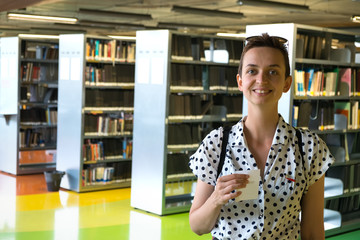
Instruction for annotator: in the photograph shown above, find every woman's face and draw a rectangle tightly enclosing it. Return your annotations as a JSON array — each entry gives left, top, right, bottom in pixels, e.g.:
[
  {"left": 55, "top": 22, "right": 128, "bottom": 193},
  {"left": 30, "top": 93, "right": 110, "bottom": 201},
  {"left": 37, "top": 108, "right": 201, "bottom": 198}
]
[{"left": 237, "top": 47, "right": 292, "bottom": 108}]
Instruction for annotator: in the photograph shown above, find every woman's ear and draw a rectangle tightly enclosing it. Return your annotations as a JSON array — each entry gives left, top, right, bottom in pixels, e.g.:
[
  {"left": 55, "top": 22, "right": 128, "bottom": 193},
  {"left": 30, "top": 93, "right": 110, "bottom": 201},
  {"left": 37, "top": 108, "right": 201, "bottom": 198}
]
[
  {"left": 283, "top": 75, "right": 292, "bottom": 93},
  {"left": 237, "top": 74, "right": 243, "bottom": 91}
]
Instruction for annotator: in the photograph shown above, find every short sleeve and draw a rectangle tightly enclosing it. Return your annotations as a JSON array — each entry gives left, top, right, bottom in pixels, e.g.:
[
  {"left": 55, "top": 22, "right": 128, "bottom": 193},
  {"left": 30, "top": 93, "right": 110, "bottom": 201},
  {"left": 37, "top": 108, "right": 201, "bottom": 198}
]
[
  {"left": 189, "top": 127, "right": 223, "bottom": 186},
  {"left": 301, "top": 130, "right": 335, "bottom": 187}
]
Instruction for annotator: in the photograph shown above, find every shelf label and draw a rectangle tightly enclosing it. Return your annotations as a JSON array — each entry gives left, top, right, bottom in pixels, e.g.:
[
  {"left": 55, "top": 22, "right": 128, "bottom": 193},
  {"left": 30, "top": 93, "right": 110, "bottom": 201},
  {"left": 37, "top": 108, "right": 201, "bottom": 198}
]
[
  {"left": 59, "top": 57, "right": 70, "bottom": 81},
  {"left": 150, "top": 57, "right": 164, "bottom": 85},
  {"left": 136, "top": 57, "right": 150, "bottom": 84},
  {"left": 70, "top": 57, "right": 81, "bottom": 81}
]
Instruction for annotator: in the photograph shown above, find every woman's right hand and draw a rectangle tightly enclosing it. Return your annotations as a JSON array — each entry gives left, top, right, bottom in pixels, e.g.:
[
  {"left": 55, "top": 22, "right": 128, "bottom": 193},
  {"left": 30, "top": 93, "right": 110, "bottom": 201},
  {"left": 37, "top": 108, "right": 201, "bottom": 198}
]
[
  {"left": 212, "top": 173, "right": 250, "bottom": 206},
  {"left": 189, "top": 174, "right": 249, "bottom": 235}
]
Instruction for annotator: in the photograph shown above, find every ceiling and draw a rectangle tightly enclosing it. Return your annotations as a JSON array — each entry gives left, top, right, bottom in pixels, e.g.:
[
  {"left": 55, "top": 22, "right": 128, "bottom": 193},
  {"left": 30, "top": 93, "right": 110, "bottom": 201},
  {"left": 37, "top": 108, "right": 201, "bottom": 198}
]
[{"left": 0, "top": 0, "right": 360, "bottom": 37}]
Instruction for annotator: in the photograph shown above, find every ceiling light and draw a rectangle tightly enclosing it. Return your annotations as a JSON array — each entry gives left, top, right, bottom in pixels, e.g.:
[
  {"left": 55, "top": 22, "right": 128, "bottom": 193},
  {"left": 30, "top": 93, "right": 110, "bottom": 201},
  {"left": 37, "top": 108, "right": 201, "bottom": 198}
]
[
  {"left": 237, "top": 0, "right": 310, "bottom": 11},
  {"left": 171, "top": 5, "right": 244, "bottom": 18},
  {"left": 351, "top": 15, "right": 360, "bottom": 23},
  {"left": 7, "top": 13, "right": 77, "bottom": 24},
  {"left": 18, "top": 34, "right": 59, "bottom": 39},
  {"left": 78, "top": 8, "right": 152, "bottom": 21},
  {"left": 157, "top": 22, "right": 219, "bottom": 29},
  {"left": 216, "top": 32, "right": 246, "bottom": 38},
  {"left": 108, "top": 35, "right": 136, "bottom": 40}
]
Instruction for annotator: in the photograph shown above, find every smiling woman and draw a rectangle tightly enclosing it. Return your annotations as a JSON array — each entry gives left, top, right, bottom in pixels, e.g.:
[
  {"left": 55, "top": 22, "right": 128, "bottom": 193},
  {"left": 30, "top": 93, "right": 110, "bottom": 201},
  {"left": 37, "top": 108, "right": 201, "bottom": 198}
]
[{"left": 188, "top": 33, "right": 334, "bottom": 240}]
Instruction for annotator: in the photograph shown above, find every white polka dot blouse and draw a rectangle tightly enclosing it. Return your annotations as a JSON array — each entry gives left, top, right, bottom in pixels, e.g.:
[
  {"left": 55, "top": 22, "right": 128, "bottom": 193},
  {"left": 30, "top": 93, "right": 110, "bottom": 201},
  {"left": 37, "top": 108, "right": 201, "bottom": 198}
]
[{"left": 189, "top": 115, "right": 334, "bottom": 240}]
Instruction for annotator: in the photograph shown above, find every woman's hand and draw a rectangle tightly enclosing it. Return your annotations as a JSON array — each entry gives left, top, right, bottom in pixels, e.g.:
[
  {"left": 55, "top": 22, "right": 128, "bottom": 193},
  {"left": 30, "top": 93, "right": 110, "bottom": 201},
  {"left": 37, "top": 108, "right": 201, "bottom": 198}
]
[
  {"left": 189, "top": 174, "right": 249, "bottom": 235},
  {"left": 213, "top": 173, "right": 250, "bottom": 206}
]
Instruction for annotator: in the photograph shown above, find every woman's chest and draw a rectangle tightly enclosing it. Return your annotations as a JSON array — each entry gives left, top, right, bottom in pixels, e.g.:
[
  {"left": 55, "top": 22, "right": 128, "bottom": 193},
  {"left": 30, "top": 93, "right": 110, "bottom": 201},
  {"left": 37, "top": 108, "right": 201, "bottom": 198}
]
[{"left": 225, "top": 144, "right": 307, "bottom": 199}]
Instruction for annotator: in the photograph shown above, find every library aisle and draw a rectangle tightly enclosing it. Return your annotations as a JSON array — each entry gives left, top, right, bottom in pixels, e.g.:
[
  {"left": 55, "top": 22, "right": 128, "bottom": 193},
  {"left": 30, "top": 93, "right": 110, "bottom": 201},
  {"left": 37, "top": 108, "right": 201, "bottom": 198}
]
[{"left": 0, "top": 172, "right": 358, "bottom": 240}]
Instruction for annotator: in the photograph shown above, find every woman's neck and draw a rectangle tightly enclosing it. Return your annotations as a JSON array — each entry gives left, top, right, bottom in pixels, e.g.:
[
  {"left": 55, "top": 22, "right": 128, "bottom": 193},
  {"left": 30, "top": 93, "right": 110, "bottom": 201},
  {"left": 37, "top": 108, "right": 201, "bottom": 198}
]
[{"left": 244, "top": 106, "right": 279, "bottom": 142}]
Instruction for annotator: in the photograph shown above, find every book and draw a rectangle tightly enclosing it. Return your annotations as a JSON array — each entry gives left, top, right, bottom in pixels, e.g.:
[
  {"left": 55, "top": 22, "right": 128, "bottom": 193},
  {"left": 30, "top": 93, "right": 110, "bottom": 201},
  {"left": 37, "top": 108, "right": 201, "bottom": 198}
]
[
  {"left": 305, "top": 68, "right": 315, "bottom": 95},
  {"left": 294, "top": 69, "right": 305, "bottom": 96},
  {"left": 338, "top": 68, "right": 352, "bottom": 96},
  {"left": 351, "top": 101, "right": 359, "bottom": 129},
  {"left": 292, "top": 105, "right": 299, "bottom": 127},
  {"left": 325, "top": 71, "right": 339, "bottom": 96},
  {"left": 297, "top": 101, "right": 312, "bottom": 128},
  {"left": 334, "top": 101, "right": 351, "bottom": 129}
]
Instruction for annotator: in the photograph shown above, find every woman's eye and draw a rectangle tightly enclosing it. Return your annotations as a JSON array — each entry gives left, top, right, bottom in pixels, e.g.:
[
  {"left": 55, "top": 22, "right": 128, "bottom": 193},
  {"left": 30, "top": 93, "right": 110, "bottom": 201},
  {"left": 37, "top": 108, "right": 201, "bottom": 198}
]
[
  {"left": 247, "top": 69, "right": 256, "bottom": 74},
  {"left": 269, "top": 70, "right": 278, "bottom": 75}
]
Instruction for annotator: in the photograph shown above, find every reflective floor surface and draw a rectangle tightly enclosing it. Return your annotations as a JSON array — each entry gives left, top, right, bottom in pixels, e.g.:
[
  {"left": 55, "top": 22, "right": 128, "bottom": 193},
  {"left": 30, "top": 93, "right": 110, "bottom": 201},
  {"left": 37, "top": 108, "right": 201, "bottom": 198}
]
[{"left": 0, "top": 171, "right": 359, "bottom": 240}]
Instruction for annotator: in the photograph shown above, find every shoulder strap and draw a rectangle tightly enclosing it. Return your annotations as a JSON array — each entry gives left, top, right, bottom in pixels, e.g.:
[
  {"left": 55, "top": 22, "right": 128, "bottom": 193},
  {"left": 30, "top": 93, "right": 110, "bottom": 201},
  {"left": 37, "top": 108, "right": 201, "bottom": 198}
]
[
  {"left": 295, "top": 128, "right": 305, "bottom": 165},
  {"left": 295, "top": 128, "right": 308, "bottom": 185},
  {"left": 295, "top": 128, "right": 309, "bottom": 202},
  {"left": 217, "top": 126, "right": 231, "bottom": 180}
]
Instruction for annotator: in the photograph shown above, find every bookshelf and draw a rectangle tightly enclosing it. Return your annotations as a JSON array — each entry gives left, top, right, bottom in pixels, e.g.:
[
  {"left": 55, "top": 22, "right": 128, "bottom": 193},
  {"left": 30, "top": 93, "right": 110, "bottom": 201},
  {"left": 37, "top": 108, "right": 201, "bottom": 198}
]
[
  {"left": 0, "top": 36, "right": 58, "bottom": 175},
  {"left": 131, "top": 30, "right": 243, "bottom": 215},
  {"left": 57, "top": 34, "right": 135, "bottom": 192},
  {"left": 245, "top": 23, "right": 360, "bottom": 236}
]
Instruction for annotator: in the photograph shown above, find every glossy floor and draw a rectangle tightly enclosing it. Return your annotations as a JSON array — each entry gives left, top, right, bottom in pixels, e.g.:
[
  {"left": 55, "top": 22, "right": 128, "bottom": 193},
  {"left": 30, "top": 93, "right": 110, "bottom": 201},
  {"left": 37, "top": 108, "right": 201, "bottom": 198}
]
[{"left": 0, "top": 172, "right": 359, "bottom": 240}]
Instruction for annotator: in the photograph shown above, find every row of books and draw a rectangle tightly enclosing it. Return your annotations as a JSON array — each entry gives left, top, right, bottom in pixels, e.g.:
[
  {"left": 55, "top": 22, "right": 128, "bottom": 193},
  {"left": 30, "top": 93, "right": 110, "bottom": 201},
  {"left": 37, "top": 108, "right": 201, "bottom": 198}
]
[
  {"left": 86, "top": 39, "right": 135, "bottom": 62},
  {"left": 294, "top": 68, "right": 360, "bottom": 97},
  {"left": 296, "top": 34, "right": 325, "bottom": 59},
  {"left": 168, "top": 124, "right": 201, "bottom": 145},
  {"left": 85, "top": 64, "right": 134, "bottom": 85},
  {"left": 206, "top": 65, "right": 238, "bottom": 91},
  {"left": 19, "top": 128, "right": 56, "bottom": 148},
  {"left": 325, "top": 195, "right": 360, "bottom": 215},
  {"left": 82, "top": 161, "right": 131, "bottom": 185},
  {"left": 320, "top": 130, "right": 360, "bottom": 163},
  {"left": 171, "top": 35, "right": 202, "bottom": 61},
  {"left": 20, "top": 63, "right": 59, "bottom": 83},
  {"left": 326, "top": 164, "right": 360, "bottom": 193},
  {"left": 83, "top": 138, "right": 133, "bottom": 162},
  {"left": 170, "top": 63, "right": 238, "bottom": 91},
  {"left": 85, "top": 89, "right": 134, "bottom": 108},
  {"left": 297, "top": 32, "right": 356, "bottom": 62},
  {"left": 167, "top": 153, "right": 192, "bottom": 176},
  {"left": 213, "top": 95, "right": 243, "bottom": 115},
  {"left": 20, "top": 87, "right": 57, "bottom": 104},
  {"left": 23, "top": 42, "right": 59, "bottom": 60},
  {"left": 171, "top": 35, "right": 242, "bottom": 63},
  {"left": 169, "top": 94, "right": 203, "bottom": 117},
  {"left": 20, "top": 107, "right": 58, "bottom": 125},
  {"left": 169, "top": 94, "right": 242, "bottom": 118},
  {"left": 292, "top": 101, "right": 360, "bottom": 130},
  {"left": 84, "top": 112, "right": 133, "bottom": 134}
]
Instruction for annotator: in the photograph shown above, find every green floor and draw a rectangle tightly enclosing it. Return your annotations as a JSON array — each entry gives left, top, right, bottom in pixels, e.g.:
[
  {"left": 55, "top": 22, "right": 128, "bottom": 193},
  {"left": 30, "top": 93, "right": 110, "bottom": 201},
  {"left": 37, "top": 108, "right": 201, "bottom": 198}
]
[
  {"left": 0, "top": 179, "right": 359, "bottom": 240},
  {"left": 327, "top": 230, "right": 360, "bottom": 240}
]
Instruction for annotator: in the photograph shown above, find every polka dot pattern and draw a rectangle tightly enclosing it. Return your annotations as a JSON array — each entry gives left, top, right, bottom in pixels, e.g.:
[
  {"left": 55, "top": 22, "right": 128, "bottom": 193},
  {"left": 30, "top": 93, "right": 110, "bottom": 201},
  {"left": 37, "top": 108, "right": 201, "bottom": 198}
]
[{"left": 189, "top": 115, "right": 334, "bottom": 239}]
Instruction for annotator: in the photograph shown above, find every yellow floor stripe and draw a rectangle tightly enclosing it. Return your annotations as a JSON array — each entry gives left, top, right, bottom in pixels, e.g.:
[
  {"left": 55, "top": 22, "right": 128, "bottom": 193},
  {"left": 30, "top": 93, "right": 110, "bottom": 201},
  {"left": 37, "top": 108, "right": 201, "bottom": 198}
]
[{"left": 14, "top": 188, "right": 131, "bottom": 211}]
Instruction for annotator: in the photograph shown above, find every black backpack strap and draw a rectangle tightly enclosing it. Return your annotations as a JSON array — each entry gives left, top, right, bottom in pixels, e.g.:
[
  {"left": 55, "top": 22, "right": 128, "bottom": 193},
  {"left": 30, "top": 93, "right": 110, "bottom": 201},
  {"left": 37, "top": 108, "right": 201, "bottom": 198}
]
[
  {"left": 217, "top": 126, "right": 231, "bottom": 180},
  {"left": 295, "top": 128, "right": 308, "bottom": 201},
  {"left": 295, "top": 128, "right": 305, "bottom": 167}
]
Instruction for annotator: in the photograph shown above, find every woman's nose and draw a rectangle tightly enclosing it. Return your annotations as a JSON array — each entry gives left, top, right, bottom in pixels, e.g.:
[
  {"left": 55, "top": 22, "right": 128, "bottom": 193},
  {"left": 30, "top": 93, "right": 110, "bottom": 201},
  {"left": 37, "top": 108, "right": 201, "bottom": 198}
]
[{"left": 256, "top": 72, "right": 269, "bottom": 84}]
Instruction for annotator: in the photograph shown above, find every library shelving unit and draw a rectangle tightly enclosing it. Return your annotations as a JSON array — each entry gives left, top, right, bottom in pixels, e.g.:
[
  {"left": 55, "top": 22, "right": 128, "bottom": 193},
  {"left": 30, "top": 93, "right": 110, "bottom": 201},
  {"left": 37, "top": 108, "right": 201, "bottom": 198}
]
[
  {"left": 57, "top": 34, "right": 135, "bottom": 192},
  {"left": 0, "top": 36, "right": 58, "bottom": 175},
  {"left": 245, "top": 23, "right": 360, "bottom": 236},
  {"left": 131, "top": 30, "right": 244, "bottom": 215}
]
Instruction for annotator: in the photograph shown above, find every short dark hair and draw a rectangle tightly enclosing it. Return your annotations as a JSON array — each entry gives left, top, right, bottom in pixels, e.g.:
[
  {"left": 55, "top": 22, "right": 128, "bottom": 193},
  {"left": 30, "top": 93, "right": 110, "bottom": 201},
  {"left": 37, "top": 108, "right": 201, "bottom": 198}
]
[{"left": 238, "top": 33, "right": 290, "bottom": 78}]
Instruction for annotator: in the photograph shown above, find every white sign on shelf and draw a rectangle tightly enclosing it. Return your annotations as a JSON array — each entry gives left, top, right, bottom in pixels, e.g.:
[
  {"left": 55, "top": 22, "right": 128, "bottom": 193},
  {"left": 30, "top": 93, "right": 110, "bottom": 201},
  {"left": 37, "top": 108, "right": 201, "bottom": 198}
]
[
  {"left": 150, "top": 57, "right": 164, "bottom": 85},
  {"left": 136, "top": 57, "right": 150, "bottom": 84},
  {"left": 70, "top": 57, "right": 81, "bottom": 81},
  {"left": 60, "top": 57, "right": 70, "bottom": 81}
]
